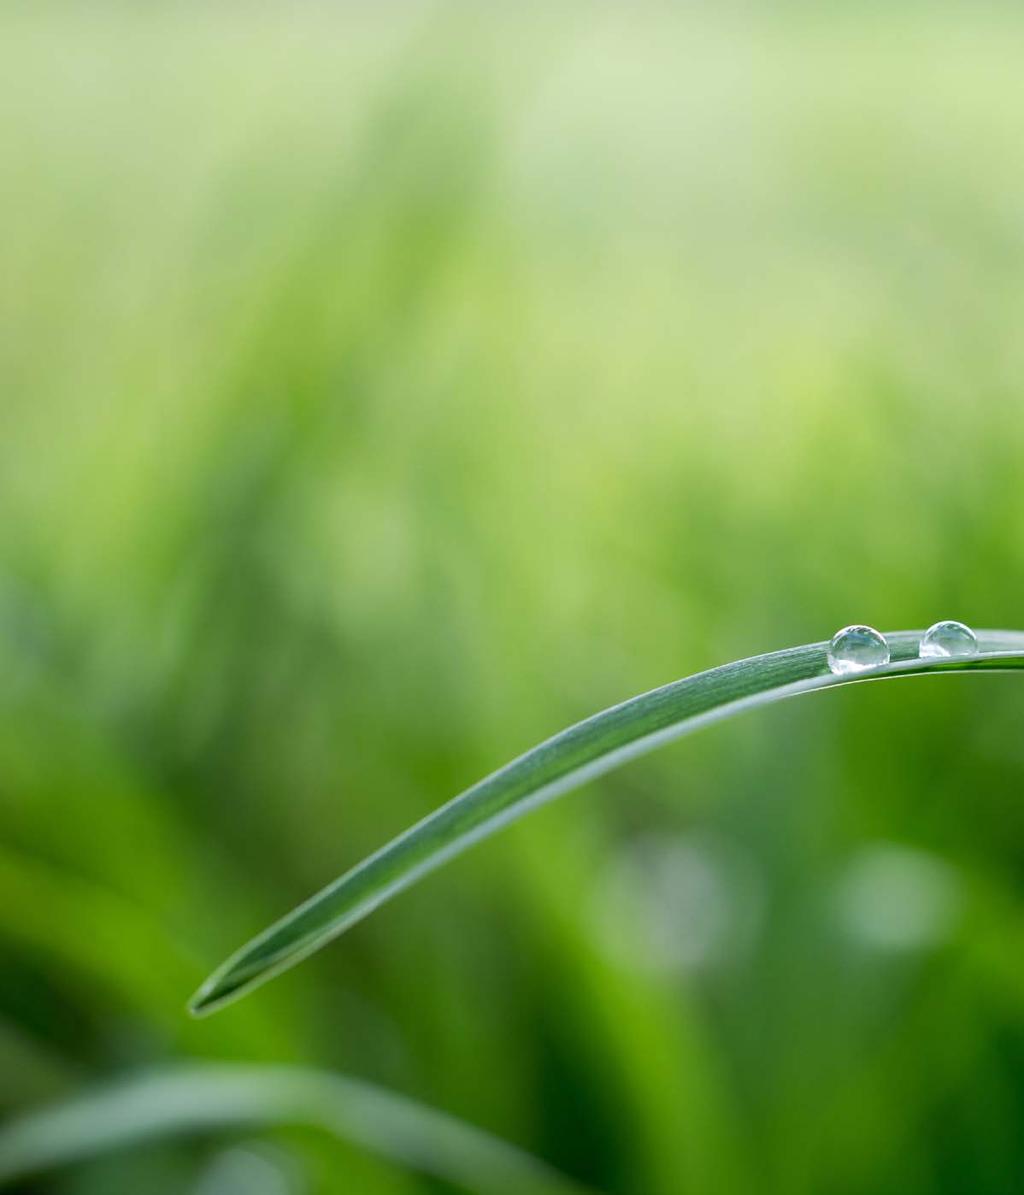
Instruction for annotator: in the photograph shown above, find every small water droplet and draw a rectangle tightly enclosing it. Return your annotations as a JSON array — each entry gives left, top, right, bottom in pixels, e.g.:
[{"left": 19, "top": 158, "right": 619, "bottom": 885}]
[
  {"left": 919, "top": 619, "right": 978, "bottom": 659},
  {"left": 827, "top": 624, "right": 890, "bottom": 675}
]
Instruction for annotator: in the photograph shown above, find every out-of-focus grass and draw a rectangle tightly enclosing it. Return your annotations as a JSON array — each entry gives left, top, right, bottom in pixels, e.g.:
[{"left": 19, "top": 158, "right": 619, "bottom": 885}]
[
  {"left": 3, "top": 4, "right": 1024, "bottom": 1194},
  {"left": 0, "top": 1065, "right": 594, "bottom": 1195}
]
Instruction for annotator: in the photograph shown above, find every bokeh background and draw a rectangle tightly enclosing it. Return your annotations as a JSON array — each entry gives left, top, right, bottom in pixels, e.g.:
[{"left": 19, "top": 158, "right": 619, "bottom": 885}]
[{"left": 3, "top": 4, "right": 1024, "bottom": 1193}]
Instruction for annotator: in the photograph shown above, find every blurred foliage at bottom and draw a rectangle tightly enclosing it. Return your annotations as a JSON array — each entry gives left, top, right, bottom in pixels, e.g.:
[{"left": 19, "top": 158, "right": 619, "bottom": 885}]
[{"left": 3, "top": 4, "right": 1024, "bottom": 1193}]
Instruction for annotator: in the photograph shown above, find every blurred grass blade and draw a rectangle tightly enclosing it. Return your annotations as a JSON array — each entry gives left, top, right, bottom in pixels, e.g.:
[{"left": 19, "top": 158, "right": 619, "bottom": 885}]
[
  {"left": 0, "top": 1065, "right": 590, "bottom": 1195},
  {"left": 192, "top": 630, "right": 1024, "bottom": 1015}
]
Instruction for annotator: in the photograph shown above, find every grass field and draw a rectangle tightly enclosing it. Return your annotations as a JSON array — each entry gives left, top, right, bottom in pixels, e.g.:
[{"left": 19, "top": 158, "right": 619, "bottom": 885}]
[{"left": 3, "top": 5, "right": 1024, "bottom": 1193}]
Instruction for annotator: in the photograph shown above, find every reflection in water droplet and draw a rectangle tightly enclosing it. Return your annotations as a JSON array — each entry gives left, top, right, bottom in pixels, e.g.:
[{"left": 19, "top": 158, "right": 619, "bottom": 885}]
[
  {"left": 919, "top": 619, "right": 978, "bottom": 659},
  {"left": 826, "top": 625, "right": 889, "bottom": 675}
]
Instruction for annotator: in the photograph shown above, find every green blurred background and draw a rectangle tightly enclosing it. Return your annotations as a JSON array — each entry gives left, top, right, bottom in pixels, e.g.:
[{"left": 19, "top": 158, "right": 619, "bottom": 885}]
[{"left": 3, "top": 3, "right": 1024, "bottom": 1193}]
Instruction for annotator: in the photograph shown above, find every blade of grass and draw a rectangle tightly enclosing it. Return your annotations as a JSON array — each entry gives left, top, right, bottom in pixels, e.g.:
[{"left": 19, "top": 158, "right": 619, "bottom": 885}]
[
  {"left": 191, "top": 629, "right": 1024, "bottom": 1015},
  {"left": 0, "top": 1064, "right": 591, "bottom": 1195}
]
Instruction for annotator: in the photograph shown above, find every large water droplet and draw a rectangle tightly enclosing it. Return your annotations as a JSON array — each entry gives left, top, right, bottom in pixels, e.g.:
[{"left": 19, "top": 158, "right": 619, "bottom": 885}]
[
  {"left": 827, "top": 624, "right": 890, "bottom": 675},
  {"left": 919, "top": 619, "right": 978, "bottom": 659}
]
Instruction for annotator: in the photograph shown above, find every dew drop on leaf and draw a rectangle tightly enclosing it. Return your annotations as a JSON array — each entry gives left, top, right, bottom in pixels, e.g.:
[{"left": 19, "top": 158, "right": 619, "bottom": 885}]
[
  {"left": 919, "top": 619, "right": 978, "bottom": 659},
  {"left": 827, "top": 624, "right": 890, "bottom": 675}
]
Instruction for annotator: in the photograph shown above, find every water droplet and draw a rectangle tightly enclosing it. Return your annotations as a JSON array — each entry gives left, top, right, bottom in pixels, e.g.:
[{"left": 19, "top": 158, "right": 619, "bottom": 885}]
[
  {"left": 827, "top": 624, "right": 890, "bottom": 675},
  {"left": 919, "top": 619, "right": 978, "bottom": 659}
]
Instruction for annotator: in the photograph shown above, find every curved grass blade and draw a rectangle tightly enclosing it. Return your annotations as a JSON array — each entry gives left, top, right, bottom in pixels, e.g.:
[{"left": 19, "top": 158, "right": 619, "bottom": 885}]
[
  {"left": 192, "top": 629, "right": 1024, "bottom": 1015},
  {"left": 0, "top": 1064, "right": 591, "bottom": 1195}
]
